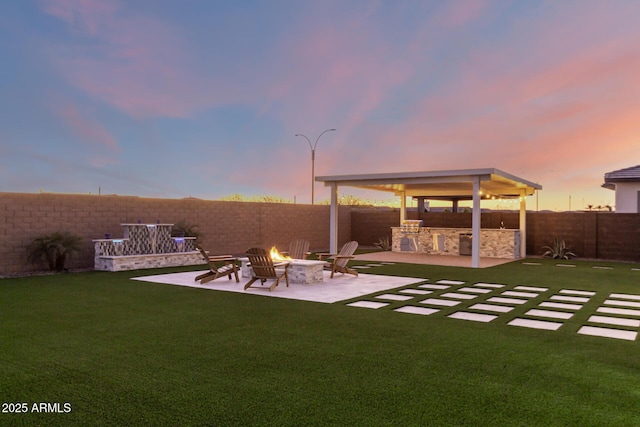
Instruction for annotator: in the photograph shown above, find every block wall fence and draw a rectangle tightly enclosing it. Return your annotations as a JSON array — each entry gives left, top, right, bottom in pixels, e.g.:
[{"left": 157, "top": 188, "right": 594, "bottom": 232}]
[
  {"left": 1, "top": 192, "right": 638, "bottom": 275},
  {"left": 351, "top": 209, "right": 640, "bottom": 262},
  {"left": 0, "top": 193, "right": 351, "bottom": 276}
]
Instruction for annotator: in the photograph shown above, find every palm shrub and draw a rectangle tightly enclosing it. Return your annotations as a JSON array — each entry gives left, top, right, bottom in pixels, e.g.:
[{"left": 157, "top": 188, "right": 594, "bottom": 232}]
[
  {"left": 374, "top": 236, "right": 392, "bottom": 251},
  {"left": 26, "top": 231, "right": 83, "bottom": 272},
  {"left": 542, "top": 238, "right": 576, "bottom": 260},
  {"left": 171, "top": 220, "right": 202, "bottom": 241}
]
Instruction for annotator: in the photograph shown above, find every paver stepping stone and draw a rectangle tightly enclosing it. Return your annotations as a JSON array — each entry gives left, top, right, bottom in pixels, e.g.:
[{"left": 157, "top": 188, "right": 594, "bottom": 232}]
[
  {"left": 588, "top": 315, "right": 640, "bottom": 328},
  {"left": 487, "top": 297, "right": 528, "bottom": 305},
  {"left": 556, "top": 264, "right": 576, "bottom": 268},
  {"left": 597, "top": 307, "right": 640, "bottom": 317},
  {"left": 560, "top": 289, "right": 596, "bottom": 296},
  {"left": 522, "top": 262, "right": 542, "bottom": 266},
  {"left": 366, "top": 264, "right": 385, "bottom": 267},
  {"left": 394, "top": 306, "right": 439, "bottom": 316},
  {"left": 514, "top": 286, "right": 548, "bottom": 292},
  {"left": 474, "top": 283, "right": 505, "bottom": 288},
  {"left": 503, "top": 291, "right": 539, "bottom": 298},
  {"left": 550, "top": 295, "right": 590, "bottom": 303},
  {"left": 420, "top": 298, "right": 461, "bottom": 307},
  {"left": 399, "top": 289, "right": 432, "bottom": 295},
  {"left": 436, "top": 280, "right": 465, "bottom": 285},
  {"left": 419, "top": 284, "right": 450, "bottom": 290},
  {"left": 592, "top": 266, "right": 613, "bottom": 269},
  {"left": 375, "top": 294, "right": 414, "bottom": 301},
  {"left": 449, "top": 312, "right": 497, "bottom": 322},
  {"left": 603, "top": 299, "right": 640, "bottom": 308},
  {"left": 610, "top": 293, "right": 640, "bottom": 301},
  {"left": 347, "top": 301, "right": 388, "bottom": 309},
  {"left": 539, "top": 302, "right": 583, "bottom": 310},
  {"left": 525, "top": 309, "right": 574, "bottom": 320},
  {"left": 469, "top": 303, "right": 514, "bottom": 313},
  {"left": 578, "top": 326, "right": 637, "bottom": 341},
  {"left": 441, "top": 292, "right": 477, "bottom": 300},
  {"left": 508, "top": 318, "right": 563, "bottom": 331},
  {"left": 458, "top": 287, "right": 492, "bottom": 294},
  {"left": 352, "top": 266, "right": 371, "bottom": 269}
]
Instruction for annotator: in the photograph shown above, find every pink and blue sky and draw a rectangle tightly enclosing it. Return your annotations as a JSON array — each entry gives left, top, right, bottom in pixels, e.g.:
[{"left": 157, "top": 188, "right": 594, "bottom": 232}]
[{"left": 2, "top": 0, "right": 639, "bottom": 210}]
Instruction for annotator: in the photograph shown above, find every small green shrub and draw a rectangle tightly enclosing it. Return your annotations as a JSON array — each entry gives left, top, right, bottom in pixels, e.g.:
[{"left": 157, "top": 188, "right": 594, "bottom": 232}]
[
  {"left": 542, "top": 238, "right": 576, "bottom": 260},
  {"left": 26, "top": 231, "right": 82, "bottom": 272},
  {"left": 374, "top": 236, "right": 392, "bottom": 251}
]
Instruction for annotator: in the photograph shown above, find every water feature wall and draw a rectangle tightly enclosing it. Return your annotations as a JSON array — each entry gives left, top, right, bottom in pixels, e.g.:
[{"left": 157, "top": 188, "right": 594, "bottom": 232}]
[{"left": 94, "top": 224, "right": 202, "bottom": 271}]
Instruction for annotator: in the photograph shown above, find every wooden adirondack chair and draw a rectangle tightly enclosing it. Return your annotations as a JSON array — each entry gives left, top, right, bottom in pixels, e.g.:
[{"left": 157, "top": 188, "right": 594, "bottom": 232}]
[
  {"left": 244, "top": 247, "right": 291, "bottom": 292},
  {"left": 283, "top": 239, "right": 310, "bottom": 260},
  {"left": 194, "top": 247, "right": 239, "bottom": 284},
  {"left": 318, "top": 240, "right": 359, "bottom": 278}
]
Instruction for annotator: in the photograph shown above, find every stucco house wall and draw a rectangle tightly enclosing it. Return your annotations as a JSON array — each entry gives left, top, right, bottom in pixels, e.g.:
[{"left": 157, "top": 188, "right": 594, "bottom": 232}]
[
  {"left": 612, "top": 182, "right": 640, "bottom": 213},
  {"left": 603, "top": 165, "right": 640, "bottom": 213}
]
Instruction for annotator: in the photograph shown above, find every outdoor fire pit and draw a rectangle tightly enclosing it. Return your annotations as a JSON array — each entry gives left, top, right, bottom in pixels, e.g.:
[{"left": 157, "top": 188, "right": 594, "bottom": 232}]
[{"left": 238, "top": 257, "right": 328, "bottom": 284}]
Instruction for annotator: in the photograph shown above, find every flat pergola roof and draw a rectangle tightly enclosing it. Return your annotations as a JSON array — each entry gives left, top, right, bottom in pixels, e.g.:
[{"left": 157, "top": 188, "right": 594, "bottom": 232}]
[
  {"left": 316, "top": 168, "right": 541, "bottom": 199},
  {"left": 316, "top": 168, "right": 542, "bottom": 268}
]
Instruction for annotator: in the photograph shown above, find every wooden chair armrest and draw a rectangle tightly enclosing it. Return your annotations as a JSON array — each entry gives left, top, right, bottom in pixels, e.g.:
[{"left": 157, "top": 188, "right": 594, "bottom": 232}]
[
  {"left": 209, "top": 255, "right": 236, "bottom": 262},
  {"left": 334, "top": 255, "right": 354, "bottom": 259},
  {"left": 273, "top": 261, "right": 291, "bottom": 268},
  {"left": 317, "top": 252, "right": 336, "bottom": 260}
]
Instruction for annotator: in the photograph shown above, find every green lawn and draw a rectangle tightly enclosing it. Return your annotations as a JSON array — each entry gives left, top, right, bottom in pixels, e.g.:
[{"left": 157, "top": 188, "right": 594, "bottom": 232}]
[{"left": 2, "top": 258, "right": 640, "bottom": 426}]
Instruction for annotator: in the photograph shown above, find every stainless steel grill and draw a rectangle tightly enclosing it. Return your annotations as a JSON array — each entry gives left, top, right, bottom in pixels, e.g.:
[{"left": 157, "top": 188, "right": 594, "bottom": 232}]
[{"left": 400, "top": 219, "right": 423, "bottom": 233}]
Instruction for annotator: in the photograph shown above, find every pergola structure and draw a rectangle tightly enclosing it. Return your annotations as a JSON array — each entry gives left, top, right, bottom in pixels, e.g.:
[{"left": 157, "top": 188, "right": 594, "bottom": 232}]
[{"left": 316, "top": 168, "right": 542, "bottom": 268}]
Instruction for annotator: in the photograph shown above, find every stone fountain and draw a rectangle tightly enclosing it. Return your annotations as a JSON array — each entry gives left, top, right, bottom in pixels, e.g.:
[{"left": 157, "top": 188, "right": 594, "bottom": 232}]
[{"left": 93, "top": 223, "right": 203, "bottom": 271}]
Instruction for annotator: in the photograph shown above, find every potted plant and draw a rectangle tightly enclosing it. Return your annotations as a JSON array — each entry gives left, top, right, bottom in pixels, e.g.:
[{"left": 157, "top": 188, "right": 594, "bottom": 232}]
[{"left": 26, "top": 230, "right": 83, "bottom": 272}]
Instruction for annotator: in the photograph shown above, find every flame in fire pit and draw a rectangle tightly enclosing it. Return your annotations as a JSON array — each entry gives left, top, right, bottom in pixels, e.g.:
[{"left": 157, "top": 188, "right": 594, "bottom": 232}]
[{"left": 270, "top": 246, "right": 292, "bottom": 261}]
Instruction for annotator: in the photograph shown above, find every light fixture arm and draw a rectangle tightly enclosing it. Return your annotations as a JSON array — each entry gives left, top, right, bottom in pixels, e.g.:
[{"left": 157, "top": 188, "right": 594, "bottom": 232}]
[{"left": 295, "top": 129, "right": 336, "bottom": 204}]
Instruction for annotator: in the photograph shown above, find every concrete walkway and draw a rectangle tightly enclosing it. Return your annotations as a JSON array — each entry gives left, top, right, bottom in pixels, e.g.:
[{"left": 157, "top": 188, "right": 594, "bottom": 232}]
[{"left": 353, "top": 251, "right": 516, "bottom": 268}]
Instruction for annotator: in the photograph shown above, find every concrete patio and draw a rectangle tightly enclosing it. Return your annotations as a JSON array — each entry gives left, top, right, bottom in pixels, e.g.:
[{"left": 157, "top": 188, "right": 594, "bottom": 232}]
[
  {"left": 353, "top": 251, "right": 516, "bottom": 268},
  {"left": 132, "top": 269, "right": 425, "bottom": 304}
]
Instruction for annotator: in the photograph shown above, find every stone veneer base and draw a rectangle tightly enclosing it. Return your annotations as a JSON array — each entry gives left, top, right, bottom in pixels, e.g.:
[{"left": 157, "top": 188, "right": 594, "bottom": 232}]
[{"left": 95, "top": 251, "right": 203, "bottom": 272}]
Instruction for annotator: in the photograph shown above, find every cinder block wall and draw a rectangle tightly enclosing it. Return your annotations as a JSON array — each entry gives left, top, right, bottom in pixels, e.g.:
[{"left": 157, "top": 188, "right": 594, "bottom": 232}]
[
  {"left": 3, "top": 192, "right": 638, "bottom": 275},
  {"left": 595, "top": 213, "right": 640, "bottom": 261},
  {"left": 351, "top": 210, "right": 640, "bottom": 262},
  {"left": 0, "top": 193, "right": 352, "bottom": 275}
]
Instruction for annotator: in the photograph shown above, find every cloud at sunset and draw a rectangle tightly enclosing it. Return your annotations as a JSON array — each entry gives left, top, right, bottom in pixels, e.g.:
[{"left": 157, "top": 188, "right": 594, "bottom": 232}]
[{"left": 1, "top": 0, "right": 639, "bottom": 209}]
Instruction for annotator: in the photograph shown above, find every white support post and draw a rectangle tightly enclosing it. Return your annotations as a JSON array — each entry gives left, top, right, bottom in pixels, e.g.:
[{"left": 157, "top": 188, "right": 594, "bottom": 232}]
[
  {"left": 400, "top": 191, "right": 407, "bottom": 223},
  {"left": 472, "top": 178, "right": 481, "bottom": 268},
  {"left": 329, "top": 182, "right": 339, "bottom": 254},
  {"left": 519, "top": 190, "right": 527, "bottom": 258}
]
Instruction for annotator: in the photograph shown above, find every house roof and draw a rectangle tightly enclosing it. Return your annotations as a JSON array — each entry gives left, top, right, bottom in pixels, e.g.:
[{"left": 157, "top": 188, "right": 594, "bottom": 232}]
[
  {"left": 316, "top": 168, "right": 541, "bottom": 200},
  {"left": 602, "top": 165, "right": 640, "bottom": 190}
]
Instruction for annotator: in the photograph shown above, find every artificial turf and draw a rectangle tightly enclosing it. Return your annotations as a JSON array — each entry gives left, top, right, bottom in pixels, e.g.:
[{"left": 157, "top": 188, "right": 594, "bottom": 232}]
[{"left": 1, "top": 258, "right": 640, "bottom": 426}]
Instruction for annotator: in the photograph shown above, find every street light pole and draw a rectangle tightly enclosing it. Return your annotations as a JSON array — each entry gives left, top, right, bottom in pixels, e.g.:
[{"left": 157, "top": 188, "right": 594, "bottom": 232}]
[{"left": 295, "top": 128, "right": 336, "bottom": 205}]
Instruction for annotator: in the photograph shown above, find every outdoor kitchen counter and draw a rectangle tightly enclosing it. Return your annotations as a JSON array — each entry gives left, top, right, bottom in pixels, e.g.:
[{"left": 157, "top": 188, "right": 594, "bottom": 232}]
[{"left": 391, "top": 227, "right": 521, "bottom": 259}]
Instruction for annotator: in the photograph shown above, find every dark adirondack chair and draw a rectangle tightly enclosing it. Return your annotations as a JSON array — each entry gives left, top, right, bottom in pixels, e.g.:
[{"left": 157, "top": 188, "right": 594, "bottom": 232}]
[
  {"left": 283, "top": 239, "right": 310, "bottom": 260},
  {"left": 318, "top": 240, "right": 359, "bottom": 278},
  {"left": 194, "top": 247, "right": 239, "bottom": 284},
  {"left": 244, "top": 247, "right": 291, "bottom": 292}
]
